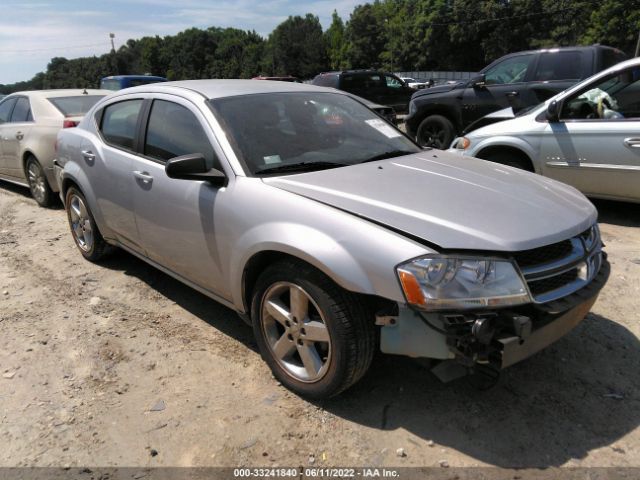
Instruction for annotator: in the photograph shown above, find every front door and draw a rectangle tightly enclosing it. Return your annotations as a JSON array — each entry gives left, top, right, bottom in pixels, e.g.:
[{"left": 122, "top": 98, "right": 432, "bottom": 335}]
[
  {"left": 130, "top": 97, "right": 228, "bottom": 296},
  {"left": 462, "top": 53, "right": 536, "bottom": 127}
]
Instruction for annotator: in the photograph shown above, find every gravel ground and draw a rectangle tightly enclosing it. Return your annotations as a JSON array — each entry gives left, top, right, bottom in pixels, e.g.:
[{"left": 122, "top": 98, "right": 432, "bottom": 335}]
[{"left": 0, "top": 182, "right": 639, "bottom": 470}]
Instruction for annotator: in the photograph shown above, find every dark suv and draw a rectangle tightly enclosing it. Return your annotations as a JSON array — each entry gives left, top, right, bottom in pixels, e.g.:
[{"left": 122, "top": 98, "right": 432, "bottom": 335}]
[
  {"left": 312, "top": 70, "right": 416, "bottom": 114},
  {"left": 406, "top": 45, "right": 627, "bottom": 148}
]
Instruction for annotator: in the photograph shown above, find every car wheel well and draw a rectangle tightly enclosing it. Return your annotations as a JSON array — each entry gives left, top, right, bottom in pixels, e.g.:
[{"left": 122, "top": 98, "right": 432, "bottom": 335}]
[
  {"left": 241, "top": 251, "right": 388, "bottom": 322},
  {"left": 61, "top": 178, "right": 82, "bottom": 203},
  {"left": 477, "top": 146, "right": 535, "bottom": 172},
  {"left": 22, "top": 151, "right": 38, "bottom": 176}
]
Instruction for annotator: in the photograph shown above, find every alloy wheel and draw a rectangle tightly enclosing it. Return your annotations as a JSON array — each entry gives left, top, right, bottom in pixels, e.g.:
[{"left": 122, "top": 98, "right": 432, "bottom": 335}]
[
  {"left": 261, "top": 282, "right": 332, "bottom": 383},
  {"left": 27, "top": 161, "right": 47, "bottom": 205},
  {"left": 68, "top": 194, "right": 94, "bottom": 252}
]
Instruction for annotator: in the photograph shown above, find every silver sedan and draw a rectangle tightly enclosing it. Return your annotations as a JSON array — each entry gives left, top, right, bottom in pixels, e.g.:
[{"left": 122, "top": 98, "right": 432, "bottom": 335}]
[{"left": 56, "top": 80, "right": 607, "bottom": 398}]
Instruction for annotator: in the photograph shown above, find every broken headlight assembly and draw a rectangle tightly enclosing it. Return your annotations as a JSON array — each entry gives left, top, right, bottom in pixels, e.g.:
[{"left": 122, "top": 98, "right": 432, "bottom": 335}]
[{"left": 396, "top": 255, "right": 531, "bottom": 311}]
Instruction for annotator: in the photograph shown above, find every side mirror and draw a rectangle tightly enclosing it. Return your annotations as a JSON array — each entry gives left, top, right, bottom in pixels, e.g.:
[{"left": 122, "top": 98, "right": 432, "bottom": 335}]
[
  {"left": 165, "top": 153, "right": 226, "bottom": 186},
  {"left": 470, "top": 74, "right": 486, "bottom": 88},
  {"left": 546, "top": 100, "right": 561, "bottom": 122}
]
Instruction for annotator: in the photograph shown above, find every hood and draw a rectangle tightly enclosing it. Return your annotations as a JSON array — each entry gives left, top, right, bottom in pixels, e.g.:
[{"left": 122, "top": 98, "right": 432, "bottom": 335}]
[
  {"left": 411, "top": 82, "right": 464, "bottom": 99},
  {"left": 264, "top": 151, "right": 596, "bottom": 252},
  {"left": 463, "top": 107, "right": 515, "bottom": 134}
]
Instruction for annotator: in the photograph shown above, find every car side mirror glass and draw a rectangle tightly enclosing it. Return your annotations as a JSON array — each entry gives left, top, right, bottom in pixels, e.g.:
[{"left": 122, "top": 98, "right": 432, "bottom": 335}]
[
  {"left": 165, "top": 153, "right": 226, "bottom": 186},
  {"left": 546, "top": 100, "right": 561, "bottom": 122},
  {"left": 470, "top": 74, "right": 486, "bottom": 88}
]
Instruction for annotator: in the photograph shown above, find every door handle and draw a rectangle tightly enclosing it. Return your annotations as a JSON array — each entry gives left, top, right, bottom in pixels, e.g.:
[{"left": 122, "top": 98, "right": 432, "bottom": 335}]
[
  {"left": 623, "top": 137, "right": 640, "bottom": 148},
  {"left": 81, "top": 150, "right": 95, "bottom": 161},
  {"left": 133, "top": 171, "right": 153, "bottom": 184},
  {"left": 15, "top": 131, "right": 23, "bottom": 140},
  {"left": 506, "top": 91, "right": 519, "bottom": 97}
]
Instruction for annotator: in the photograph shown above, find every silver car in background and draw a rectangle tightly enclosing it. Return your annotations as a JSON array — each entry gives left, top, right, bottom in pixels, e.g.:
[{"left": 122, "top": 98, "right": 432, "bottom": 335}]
[
  {"left": 0, "top": 89, "right": 109, "bottom": 206},
  {"left": 56, "top": 80, "right": 608, "bottom": 398},
  {"left": 448, "top": 58, "right": 640, "bottom": 204}
]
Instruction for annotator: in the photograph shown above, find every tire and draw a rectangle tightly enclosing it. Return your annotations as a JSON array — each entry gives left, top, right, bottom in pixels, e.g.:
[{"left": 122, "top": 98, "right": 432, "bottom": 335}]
[
  {"left": 416, "top": 115, "right": 455, "bottom": 149},
  {"left": 483, "top": 151, "right": 532, "bottom": 171},
  {"left": 25, "top": 156, "right": 54, "bottom": 207},
  {"left": 251, "top": 259, "right": 376, "bottom": 399},
  {"left": 65, "top": 187, "right": 110, "bottom": 262}
]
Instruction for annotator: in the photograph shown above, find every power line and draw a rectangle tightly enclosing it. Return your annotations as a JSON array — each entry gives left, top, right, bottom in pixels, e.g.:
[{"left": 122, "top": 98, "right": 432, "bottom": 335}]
[{"left": 0, "top": 42, "right": 109, "bottom": 54}]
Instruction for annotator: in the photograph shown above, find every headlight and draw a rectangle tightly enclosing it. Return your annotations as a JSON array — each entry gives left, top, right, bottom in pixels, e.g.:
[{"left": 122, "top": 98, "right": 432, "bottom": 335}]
[
  {"left": 454, "top": 137, "right": 471, "bottom": 149},
  {"left": 397, "top": 255, "right": 530, "bottom": 311},
  {"left": 409, "top": 101, "right": 417, "bottom": 116}
]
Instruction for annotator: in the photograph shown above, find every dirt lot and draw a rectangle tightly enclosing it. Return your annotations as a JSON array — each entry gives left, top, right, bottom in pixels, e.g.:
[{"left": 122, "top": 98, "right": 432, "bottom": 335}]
[{"left": 0, "top": 182, "right": 639, "bottom": 470}]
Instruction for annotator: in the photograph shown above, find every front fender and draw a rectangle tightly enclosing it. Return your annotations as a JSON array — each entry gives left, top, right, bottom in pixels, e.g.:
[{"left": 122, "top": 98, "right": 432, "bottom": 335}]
[
  {"left": 229, "top": 220, "right": 431, "bottom": 313},
  {"left": 469, "top": 136, "right": 540, "bottom": 173}
]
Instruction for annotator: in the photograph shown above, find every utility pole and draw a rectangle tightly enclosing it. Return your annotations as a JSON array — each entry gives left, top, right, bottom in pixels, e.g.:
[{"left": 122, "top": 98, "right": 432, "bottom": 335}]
[
  {"left": 109, "top": 33, "right": 116, "bottom": 53},
  {"left": 635, "top": 30, "right": 640, "bottom": 57}
]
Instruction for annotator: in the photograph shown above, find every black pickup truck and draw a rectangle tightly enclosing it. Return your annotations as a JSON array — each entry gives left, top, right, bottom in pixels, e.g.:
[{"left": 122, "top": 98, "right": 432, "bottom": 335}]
[{"left": 405, "top": 45, "right": 627, "bottom": 148}]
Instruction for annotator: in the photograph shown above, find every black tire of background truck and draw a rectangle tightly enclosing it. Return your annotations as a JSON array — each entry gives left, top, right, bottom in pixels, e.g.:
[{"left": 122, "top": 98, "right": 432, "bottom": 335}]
[{"left": 416, "top": 115, "right": 455, "bottom": 149}]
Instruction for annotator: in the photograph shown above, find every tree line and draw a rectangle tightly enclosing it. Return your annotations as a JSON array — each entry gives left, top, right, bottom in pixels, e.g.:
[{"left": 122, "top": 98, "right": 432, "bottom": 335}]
[{"left": 2, "top": 0, "right": 639, "bottom": 94}]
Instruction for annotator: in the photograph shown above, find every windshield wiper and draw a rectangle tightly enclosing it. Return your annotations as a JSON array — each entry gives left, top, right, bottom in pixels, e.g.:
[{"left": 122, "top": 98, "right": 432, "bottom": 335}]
[
  {"left": 255, "top": 161, "right": 348, "bottom": 175},
  {"left": 359, "top": 150, "right": 417, "bottom": 163}
]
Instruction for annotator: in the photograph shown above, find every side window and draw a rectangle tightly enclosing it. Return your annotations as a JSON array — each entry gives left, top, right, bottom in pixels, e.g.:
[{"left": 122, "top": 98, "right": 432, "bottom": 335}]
[
  {"left": 385, "top": 75, "right": 403, "bottom": 89},
  {"left": 100, "top": 99, "right": 143, "bottom": 151},
  {"left": 144, "top": 100, "right": 217, "bottom": 169},
  {"left": 562, "top": 66, "right": 640, "bottom": 120},
  {"left": 484, "top": 54, "right": 535, "bottom": 85},
  {"left": 10, "top": 97, "right": 32, "bottom": 123},
  {"left": 533, "top": 52, "right": 583, "bottom": 81},
  {"left": 0, "top": 98, "right": 17, "bottom": 124}
]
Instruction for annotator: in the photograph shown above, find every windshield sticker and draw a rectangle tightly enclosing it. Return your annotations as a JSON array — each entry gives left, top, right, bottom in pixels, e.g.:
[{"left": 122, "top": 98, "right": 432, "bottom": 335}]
[
  {"left": 263, "top": 155, "right": 282, "bottom": 164},
  {"left": 365, "top": 119, "right": 401, "bottom": 138}
]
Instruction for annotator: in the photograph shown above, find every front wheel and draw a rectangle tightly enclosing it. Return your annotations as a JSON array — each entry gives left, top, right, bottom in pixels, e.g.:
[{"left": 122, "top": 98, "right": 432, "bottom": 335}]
[
  {"left": 251, "top": 260, "right": 376, "bottom": 399},
  {"left": 25, "top": 156, "right": 54, "bottom": 207},
  {"left": 416, "top": 115, "right": 455, "bottom": 149}
]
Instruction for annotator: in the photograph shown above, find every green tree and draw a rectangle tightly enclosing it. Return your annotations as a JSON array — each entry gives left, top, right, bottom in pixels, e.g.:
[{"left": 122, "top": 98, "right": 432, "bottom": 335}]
[
  {"left": 268, "top": 14, "right": 328, "bottom": 78},
  {"left": 325, "top": 10, "right": 348, "bottom": 70}
]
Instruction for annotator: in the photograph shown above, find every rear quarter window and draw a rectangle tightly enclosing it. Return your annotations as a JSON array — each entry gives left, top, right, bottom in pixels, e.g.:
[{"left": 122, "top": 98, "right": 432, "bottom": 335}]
[{"left": 99, "top": 99, "right": 144, "bottom": 151}]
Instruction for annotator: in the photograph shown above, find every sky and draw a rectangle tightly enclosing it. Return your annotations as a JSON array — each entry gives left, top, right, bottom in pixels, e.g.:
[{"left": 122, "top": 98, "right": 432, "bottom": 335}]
[{"left": 0, "top": 0, "right": 363, "bottom": 85}]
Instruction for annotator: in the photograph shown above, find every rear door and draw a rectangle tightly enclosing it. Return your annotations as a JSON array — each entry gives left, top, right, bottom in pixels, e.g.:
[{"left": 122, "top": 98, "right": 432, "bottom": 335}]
[
  {"left": 130, "top": 95, "right": 228, "bottom": 295},
  {"left": 3, "top": 96, "right": 34, "bottom": 177},
  {"left": 539, "top": 64, "right": 640, "bottom": 201},
  {"left": 0, "top": 97, "right": 18, "bottom": 174},
  {"left": 92, "top": 97, "right": 145, "bottom": 249},
  {"left": 526, "top": 50, "right": 587, "bottom": 104}
]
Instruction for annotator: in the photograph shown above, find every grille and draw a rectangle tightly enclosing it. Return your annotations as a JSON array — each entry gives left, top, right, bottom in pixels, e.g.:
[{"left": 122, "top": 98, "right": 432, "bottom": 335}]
[
  {"left": 527, "top": 268, "right": 579, "bottom": 296},
  {"left": 513, "top": 239, "right": 573, "bottom": 268},
  {"left": 514, "top": 226, "right": 601, "bottom": 304}
]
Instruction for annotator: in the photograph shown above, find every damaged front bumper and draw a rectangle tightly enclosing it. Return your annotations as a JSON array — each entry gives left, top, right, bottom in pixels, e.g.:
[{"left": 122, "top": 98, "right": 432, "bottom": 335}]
[{"left": 378, "top": 255, "right": 610, "bottom": 374}]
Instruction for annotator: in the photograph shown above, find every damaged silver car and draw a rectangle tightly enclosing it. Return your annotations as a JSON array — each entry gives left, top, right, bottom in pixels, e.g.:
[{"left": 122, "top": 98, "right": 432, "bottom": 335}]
[{"left": 55, "top": 80, "right": 609, "bottom": 398}]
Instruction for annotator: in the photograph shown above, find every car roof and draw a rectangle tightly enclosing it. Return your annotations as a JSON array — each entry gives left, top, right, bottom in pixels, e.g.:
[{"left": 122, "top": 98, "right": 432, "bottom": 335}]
[
  {"left": 7, "top": 89, "right": 111, "bottom": 99},
  {"left": 119, "top": 79, "right": 341, "bottom": 99}
]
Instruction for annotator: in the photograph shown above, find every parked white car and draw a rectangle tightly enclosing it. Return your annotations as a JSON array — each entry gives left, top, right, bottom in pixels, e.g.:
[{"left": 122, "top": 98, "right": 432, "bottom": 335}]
[
  {"left": 400, "top": 77, "right": 430, "bottom": 89},
  {"left": 0, "top": 89, "right": 110, "bottom": 206},
  {"left": 447, "top": 58, "right": 640, "bottom": 204}
]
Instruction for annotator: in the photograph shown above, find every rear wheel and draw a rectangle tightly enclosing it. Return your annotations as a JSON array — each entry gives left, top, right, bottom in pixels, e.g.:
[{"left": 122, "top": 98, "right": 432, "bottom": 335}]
[
  {"left": 25, "top": 156, "right": 54, "bottom": 207},
  {"left": 65, "top": 187, "right": 110, "bottom": 262},
  {"left": 251, "top": 260, "right": 376, "bottom": 399},
  {"left": 416, "top": 115, "right": 455, "bottom": 149}
]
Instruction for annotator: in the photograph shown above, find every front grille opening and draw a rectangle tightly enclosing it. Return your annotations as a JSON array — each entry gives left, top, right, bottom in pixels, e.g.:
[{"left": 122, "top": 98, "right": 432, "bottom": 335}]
[
  {"left": 513, "top": 239, "right": 573, "bottom": 269},
  {"left": 528, "top": 268, "right": 579, "bottom": 295}
]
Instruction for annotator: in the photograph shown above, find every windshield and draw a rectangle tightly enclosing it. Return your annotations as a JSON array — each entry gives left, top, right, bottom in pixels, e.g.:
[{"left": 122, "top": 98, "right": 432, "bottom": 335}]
[
  {"left": 209, "top": 92, "right": 420, "bottom": 176},
  {"left": 48, "top": 95, "right": 106, "bottom": 116}
]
